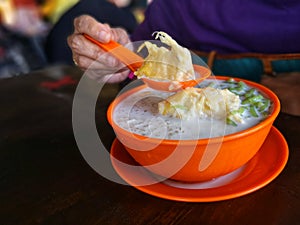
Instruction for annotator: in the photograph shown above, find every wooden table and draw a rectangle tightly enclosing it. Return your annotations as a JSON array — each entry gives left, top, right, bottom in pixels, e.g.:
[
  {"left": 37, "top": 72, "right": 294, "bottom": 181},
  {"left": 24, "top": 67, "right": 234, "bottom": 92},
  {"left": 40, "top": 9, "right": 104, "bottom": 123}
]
[{"left": 1, "top": 65, "right": 299, "bottom": 225}]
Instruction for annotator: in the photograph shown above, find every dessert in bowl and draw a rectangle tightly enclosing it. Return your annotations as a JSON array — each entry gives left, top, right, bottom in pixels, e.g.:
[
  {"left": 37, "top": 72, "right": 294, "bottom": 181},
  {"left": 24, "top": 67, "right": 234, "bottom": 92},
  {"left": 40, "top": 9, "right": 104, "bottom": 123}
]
[{"left": 107, "top": 76, "right": 280, "bottom": 182}]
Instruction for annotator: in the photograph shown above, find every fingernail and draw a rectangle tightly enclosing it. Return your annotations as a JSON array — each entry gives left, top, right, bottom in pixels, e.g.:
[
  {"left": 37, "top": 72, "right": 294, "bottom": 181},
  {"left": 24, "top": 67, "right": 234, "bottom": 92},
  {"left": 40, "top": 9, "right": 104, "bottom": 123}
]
[{"left": 99, "top": 31, "right": 109, "bottom": 42}]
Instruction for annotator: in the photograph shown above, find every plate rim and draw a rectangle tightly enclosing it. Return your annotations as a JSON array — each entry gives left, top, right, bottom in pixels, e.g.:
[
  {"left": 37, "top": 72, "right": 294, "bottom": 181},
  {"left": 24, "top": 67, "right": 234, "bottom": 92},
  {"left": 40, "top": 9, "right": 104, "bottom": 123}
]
[{"left": 110, "top": 126, "right": 289, "bottom": 202}]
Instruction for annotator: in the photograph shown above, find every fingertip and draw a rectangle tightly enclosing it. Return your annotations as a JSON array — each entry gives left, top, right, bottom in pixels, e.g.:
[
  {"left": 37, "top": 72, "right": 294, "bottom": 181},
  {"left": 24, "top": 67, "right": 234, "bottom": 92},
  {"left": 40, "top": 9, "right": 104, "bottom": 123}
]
[{"left": 99, "top": 31, "right": 110, "bottom": 43}]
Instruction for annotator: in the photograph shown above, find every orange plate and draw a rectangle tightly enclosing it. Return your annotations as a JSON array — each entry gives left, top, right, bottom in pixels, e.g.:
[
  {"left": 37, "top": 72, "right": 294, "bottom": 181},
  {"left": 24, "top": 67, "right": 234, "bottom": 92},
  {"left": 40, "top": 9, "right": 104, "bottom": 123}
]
[{"left": 110, "top": 126, "right": 288, "bottom": 202}]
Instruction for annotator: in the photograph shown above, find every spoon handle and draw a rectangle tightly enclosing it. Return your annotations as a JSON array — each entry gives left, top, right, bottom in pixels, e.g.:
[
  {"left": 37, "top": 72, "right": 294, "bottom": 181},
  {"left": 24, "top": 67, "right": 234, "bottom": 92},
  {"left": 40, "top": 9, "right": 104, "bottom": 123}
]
[{"left": 83, "top": 34, "right": 143, "bottom": 71}]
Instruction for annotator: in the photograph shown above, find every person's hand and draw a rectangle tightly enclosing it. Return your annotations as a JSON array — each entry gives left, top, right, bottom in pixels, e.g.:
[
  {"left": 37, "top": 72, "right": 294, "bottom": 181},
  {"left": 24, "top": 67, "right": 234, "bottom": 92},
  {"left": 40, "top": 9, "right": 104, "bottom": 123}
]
[{"left": 67, "top": 15, "right": 131, "bottom": 83}]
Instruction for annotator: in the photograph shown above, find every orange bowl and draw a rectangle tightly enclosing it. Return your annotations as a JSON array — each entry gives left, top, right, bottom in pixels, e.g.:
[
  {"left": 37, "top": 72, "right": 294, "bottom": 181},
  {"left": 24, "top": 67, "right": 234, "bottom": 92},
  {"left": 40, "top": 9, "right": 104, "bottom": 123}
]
[{"left": 107, "top": 76, "right": 280, "bottom": 182}]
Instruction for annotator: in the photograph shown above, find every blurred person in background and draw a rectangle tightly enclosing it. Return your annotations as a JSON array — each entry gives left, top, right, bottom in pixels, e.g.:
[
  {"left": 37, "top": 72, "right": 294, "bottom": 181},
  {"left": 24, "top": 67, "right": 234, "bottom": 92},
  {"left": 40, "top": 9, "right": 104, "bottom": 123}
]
[
  {"left": 0, "top": 0, "right": 49, "bottom": 77},
  {"left": 0, "top": 0, "right": 48, "bottom": 35},
  {"left": 0, "top": 0, "right": 84, "bottom": 77}
]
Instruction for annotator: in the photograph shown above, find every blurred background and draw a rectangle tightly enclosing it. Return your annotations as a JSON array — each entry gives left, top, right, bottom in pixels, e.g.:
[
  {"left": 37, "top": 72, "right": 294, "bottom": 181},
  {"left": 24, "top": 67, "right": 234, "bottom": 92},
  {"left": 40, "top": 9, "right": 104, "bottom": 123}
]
[{"left": 0, "top": 0, "right": 148, "bottom": 78}]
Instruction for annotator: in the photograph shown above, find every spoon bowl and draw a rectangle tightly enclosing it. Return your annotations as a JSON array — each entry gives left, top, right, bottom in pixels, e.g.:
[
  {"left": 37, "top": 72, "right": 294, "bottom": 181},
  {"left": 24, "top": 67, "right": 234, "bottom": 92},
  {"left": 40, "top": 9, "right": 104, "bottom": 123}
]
[
  {"left": 84, "top": 34, "right": 211, "bottom": 91},
  {"left": 141, "top": 64, "right": 211, "bottom": 91}
]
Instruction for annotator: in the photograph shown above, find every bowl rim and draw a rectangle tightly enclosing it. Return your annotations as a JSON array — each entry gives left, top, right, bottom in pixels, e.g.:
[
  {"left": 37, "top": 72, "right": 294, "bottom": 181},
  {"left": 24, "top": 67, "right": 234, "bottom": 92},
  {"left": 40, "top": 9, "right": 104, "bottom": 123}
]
[{"left": 107, "top": 76, "right": 280, "bottom": 145}]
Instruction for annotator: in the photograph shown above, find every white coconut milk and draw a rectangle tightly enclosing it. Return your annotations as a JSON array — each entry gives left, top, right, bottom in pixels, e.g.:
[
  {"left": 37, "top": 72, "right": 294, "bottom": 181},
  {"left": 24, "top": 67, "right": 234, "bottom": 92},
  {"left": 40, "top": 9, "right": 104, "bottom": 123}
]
[{"left": 113, "top": 86, "right": 268, "bottom": 140}]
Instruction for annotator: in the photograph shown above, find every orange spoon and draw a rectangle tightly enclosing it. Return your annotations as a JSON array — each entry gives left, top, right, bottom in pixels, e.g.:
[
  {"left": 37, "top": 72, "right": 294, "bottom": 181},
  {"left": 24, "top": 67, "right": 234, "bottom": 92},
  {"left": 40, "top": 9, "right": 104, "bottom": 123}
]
[
  {"left": 84, "top": 34, "right": 211, "bottom": 91},
  {"left": 83, "top": 33, "right": 143, "bottom": 71}
]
